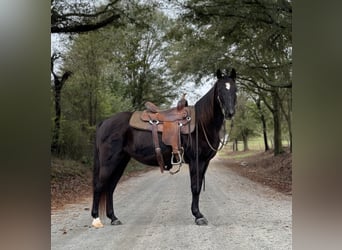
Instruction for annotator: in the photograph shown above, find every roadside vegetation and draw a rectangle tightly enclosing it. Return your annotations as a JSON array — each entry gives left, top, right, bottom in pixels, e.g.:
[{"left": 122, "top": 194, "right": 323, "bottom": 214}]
[
  {"left": 219, "top": 137, "right": 292, "bottom": 195},
  {"left": 51, "top": 158, "right": 150, "bottom": 210}
]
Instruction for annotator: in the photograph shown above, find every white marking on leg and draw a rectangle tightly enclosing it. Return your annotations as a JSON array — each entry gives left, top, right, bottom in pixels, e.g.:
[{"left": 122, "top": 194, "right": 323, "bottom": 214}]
[{"left": 92, "top": 217, "right": 104, "bottom": 228}]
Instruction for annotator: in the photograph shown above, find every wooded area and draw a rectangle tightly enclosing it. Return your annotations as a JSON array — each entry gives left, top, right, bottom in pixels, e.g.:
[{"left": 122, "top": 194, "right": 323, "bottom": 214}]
[{"left": 51, "top": 0, "right": 292, "bottom": 161}]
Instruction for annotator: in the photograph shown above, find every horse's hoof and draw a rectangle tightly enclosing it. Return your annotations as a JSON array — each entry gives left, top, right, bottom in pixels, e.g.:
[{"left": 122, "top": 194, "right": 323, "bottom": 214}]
[
  {"left": 92, "top": 218, "right": 104, "bottom": 228},
  {"left": 111, "top": 219, "right": 122, "bottom": 225},
  {"left": 195, "top": 217, "right": 208, "bottom": 226}
]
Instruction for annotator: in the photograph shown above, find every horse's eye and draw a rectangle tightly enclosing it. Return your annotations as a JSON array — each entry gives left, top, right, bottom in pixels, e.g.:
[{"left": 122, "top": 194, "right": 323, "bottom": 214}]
[{"left": 225, "top": 82, "right": 230, "bottom": 90}]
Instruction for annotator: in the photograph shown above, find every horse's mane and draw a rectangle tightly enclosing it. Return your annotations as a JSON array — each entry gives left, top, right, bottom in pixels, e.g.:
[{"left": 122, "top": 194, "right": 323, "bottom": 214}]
[{"left": 194, "top": 82, "right": 217, "bottom": 126}]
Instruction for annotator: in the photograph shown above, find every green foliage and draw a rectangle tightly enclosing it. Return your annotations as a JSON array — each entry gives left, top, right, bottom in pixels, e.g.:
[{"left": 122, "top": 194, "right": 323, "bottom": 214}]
[
  {"left": 56, "top": 118, "right": 92, "bottom": 160},
  {"left": 98, "top": 9, "right": 179, "bottom": 110},
  {"left": 230, "top": 94, "right": 260, "bottom": 142},
  {"left": 51, "top": 2, "right": 178, "bottom": 160},
  {"left": 167, "top": 0, "right": 292, "bottom": 85},
  {"left": 124, "top": 159, "right": 148, "bottom": 174}
]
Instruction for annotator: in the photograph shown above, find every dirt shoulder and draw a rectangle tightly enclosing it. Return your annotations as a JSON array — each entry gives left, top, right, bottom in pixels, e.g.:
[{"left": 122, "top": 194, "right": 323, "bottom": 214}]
[
  {"left": 217, "top": 149, "right": 292, "bottom": 195},
  {"left": 51, "top": 158, "right": 155, "bottom": 211}
]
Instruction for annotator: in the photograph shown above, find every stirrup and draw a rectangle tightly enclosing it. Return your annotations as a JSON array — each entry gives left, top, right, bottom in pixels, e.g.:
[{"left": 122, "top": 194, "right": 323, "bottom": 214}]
[
  {"left": 171, "top": 150, "right": 183, "bottom": 165},
  {"left": 169, "top": 163, "right": 182, "bottom": 175},
  {"left": 169, "top": 149, "right": 184, "bottom": 175}
]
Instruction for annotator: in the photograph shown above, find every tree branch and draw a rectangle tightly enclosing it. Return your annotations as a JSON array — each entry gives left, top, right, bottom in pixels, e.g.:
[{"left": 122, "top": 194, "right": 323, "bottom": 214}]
[
  {"left": 51, "top": 52, "right": 60, "bottom": 80},
  {"left": 51, "top": 13, "right": 121, "bottom": 33},
  {"left": 238, "top": 76, "right": 273, "bottom": 92}
]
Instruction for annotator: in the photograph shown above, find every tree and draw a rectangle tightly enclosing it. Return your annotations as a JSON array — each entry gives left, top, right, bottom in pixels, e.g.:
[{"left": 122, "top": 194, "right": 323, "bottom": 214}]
[
  {"left": 100, "top": 8, "right": 178, "bottom": 110},
  {"left": 51, "top": 52, "right": 72, "bottom": 154},
  {"left": 57, "top": 30, "right": 131, "bottom": 160},
  {"left": 230, "top": 94, "right": 260, "bottom": 151},
  {"left": 242, "top": 90, "right": 271, "bottom": 152},
  {"left": 62, "top": 32, "right": 104, "bottom": 127}
]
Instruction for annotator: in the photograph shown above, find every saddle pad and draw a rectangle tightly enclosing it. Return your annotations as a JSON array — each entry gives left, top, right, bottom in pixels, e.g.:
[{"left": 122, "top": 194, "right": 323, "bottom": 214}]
[{"left": 129, "top": 106, "right": 196, "bottom": 134}]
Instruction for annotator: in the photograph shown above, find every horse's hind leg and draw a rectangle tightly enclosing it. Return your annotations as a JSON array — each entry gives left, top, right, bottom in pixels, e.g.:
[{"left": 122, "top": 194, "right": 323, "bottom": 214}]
[
  {"left": 91, "top": 168, "right": 110, "bottom": 228},
  {"left": 106, "top": 154, "right": 131, "bottom": 225},
  {"left": 91, "top": 146, "right": 107, "bottom": 228},
  {"left": 91, "top": 140, "right": 126, "bottom": 227}
]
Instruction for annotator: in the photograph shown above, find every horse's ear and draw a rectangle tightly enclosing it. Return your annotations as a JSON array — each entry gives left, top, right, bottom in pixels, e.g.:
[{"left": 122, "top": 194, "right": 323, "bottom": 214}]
[
  {"left": 230, "top": 68, "right": 236, "bottom": 80},
  {"left": 216, "top": 69, "right": 223, "bottom": 79}
]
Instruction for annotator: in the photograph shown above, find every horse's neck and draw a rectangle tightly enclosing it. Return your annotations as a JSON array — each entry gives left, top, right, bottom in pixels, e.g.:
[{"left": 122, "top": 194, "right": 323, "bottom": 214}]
[
  {"left": 206, "top": 104, "right": 224, "bottom": 132},
  {"left": 195, "top": 87, "right": 224, "bottom": 132}
]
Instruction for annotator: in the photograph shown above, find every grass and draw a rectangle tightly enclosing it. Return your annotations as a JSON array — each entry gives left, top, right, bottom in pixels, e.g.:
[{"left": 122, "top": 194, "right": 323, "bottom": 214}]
[
  {"left": 51, "top": 157, "right": 91, "bottom": 180},
  {"left": 51, "top": 157, "right": 151, "bottom": 184},
  {"left": 218, "top": 150, "right": 261, "bottom": 159},
  {"left": 124, "top": 159, "right": 149, "bottom": 174},
  {"left": 223, "top": 136, "right": 289, "bottom": 151},
  {"left": 218, "top": 136, "right": 290, "bottom": 160}
]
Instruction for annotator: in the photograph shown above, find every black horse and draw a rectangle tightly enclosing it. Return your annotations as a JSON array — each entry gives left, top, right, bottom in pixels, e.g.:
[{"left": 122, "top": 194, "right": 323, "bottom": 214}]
[{"left": 91, "top": 68, "right": 237, "bottom": 227}]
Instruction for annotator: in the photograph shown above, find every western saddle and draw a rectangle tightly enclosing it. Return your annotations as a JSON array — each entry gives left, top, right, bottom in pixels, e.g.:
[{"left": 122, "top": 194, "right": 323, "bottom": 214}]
[{"left": 129, "top": 95, "right": 195, "bottom": 173}]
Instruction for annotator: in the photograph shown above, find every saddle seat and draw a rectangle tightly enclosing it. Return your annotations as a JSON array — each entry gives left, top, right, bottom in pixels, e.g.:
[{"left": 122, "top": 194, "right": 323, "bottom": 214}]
[
  {"left": 144, "top": 101, "right": 188, "bottom": 122},
  {"left": 144, "top": 101, "right": 161, "bottom": 113}
]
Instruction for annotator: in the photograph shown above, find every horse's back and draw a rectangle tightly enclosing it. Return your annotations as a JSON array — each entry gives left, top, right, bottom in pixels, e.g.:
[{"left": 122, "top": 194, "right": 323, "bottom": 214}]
[{"left": 96, "top": 112, "right": 133, "bottom": 144}]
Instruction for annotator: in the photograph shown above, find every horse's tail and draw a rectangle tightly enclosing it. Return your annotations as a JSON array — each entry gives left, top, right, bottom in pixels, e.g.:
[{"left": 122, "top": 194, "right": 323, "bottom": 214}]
[
  {"left": 93, "top": 121, "right": 106, "bottom": 219},
  {"left": 98, "top": 192, "right": 106, "bottom": 220}
]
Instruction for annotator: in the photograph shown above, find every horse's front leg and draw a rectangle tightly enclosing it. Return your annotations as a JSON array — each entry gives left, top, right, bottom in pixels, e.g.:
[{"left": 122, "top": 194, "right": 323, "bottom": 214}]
[{"left": 189, "top": 161, "right": 209, "bottom": 225}]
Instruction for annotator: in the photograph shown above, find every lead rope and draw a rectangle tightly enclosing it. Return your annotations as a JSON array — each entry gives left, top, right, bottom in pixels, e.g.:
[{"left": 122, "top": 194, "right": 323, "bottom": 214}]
[
  {"left": 200, "top": 119, "right": 233, "bottom": 152},
  {"left": 199, "top": 119, "right": 233, "bottom": 192},
  {"left": 196, "top": 122, "right": 200, "bottom": 193}
]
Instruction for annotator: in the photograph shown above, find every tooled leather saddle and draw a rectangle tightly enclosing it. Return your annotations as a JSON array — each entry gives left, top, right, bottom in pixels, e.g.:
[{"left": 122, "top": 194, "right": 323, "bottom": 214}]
[{"left": 129, "top": 99, "right": 195, "bottom": 173}]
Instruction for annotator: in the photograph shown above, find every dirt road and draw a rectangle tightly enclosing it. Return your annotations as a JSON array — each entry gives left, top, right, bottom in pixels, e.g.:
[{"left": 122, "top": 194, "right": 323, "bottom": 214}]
[{"left": 51, "top": 157, "right": 292, "bottom": 250}]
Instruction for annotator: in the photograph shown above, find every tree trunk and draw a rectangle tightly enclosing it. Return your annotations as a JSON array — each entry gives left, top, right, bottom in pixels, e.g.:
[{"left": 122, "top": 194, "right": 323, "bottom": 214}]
[
  {"left": 88, "top": 88, "right": 93, "bottom": 127},
  {"left": 51, "top": 74, "right": 71, "bottom": 154},
  {"left": 255, "top": 98, "right": 269, "bottom": 151},
  {"left": 51, "top": 54, "right": 72, "bottom": 155},
  {"left": 242, "top": 135, "right": 249, "bottom": 151},
  {"left": 288, "top": 123, "right": 292, "bottom": 152},
  {"left": 261, "top": 116, "right": 269, "bottom": 151},
  {"left": 272, "top": 88, "right": 283, "bottom": 155},
  {"left": 51, "top": 68, "right": 72, "bottom": 154},
  {"left": 280, "top": 90, "right": 292, "bottom": 153},
  {"left": 51, "top": 85, "right": 62, "bottom": 154},
  {"left": 232, "top": 139, "right": 239, "bottom": 151}
]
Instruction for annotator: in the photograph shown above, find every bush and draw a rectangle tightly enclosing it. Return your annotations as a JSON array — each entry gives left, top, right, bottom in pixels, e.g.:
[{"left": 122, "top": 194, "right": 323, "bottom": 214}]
[{"left": 57, "top": 119, "right": 93, "bottom": 161}]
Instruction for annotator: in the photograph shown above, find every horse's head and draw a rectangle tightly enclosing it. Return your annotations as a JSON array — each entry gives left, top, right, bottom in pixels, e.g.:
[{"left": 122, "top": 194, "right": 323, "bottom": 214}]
[{"left": 215, "top": 68, "right": 237, "bottom": 119}]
